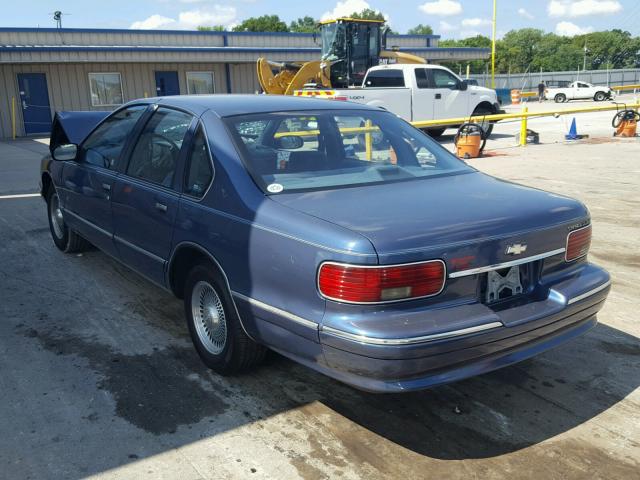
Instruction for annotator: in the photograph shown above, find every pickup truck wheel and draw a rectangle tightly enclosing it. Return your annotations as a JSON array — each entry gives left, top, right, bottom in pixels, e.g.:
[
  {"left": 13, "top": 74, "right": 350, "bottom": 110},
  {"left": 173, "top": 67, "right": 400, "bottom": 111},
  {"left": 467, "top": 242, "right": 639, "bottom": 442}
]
[
  {"left": 422, "top": 128, "right": 446, "bottom": 138},
  {"left": 184, "top": 265, "right": 266, "bottom": 375},
  {"left": 46, "top": 187, "right": 89, "bottom": 253},
  {"left": 594, "top": 91, "right": 606, "bottom": 102},
  {"left": 555, "top": 93, "right": 567, "bottom": 103}
]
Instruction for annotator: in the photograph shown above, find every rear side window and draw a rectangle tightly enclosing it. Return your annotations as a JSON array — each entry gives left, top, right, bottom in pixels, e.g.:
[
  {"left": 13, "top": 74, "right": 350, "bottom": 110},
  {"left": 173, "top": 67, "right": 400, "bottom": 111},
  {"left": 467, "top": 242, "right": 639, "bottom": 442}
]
[
  {"left": 364, "top": 69, "right": 405, "bottom": 87},
  {"left": 126, "top": 108, "right": 193, "bottom": 188},
  {"left": 415, "top": 68, "right": 430, "bottom": 89},
  {"left": 184, "top": 125, "right": 214, "bottom": 198},
  {"left": 82, "top": 105, "right": 146, "bottom": 169}
]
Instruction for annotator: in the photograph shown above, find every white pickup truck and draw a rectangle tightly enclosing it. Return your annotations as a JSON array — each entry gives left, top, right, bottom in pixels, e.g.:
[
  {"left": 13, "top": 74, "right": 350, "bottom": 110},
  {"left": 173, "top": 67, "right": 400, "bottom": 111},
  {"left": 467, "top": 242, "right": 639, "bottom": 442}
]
[
  {"left": 297, "top": 64, "right": 502, "bottom": 137},
  {"left": 547, "top": 81, "right": 614, "bottom": 103}
]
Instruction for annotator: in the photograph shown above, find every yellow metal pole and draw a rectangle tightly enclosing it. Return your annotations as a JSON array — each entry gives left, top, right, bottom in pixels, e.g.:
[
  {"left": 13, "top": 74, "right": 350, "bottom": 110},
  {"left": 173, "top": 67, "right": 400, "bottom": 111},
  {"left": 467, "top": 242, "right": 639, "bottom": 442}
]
[
  {"left": 144, "top": 91, "right": 148, "bottom": 98},
  {"left": 365, "top": 119, "right": 372, "bottom": 160},
  {"left": 520, "top": 106, "right": 528, "bottom": 147},
  {"left": 491, "top": 0, "right": 497, "bottom": 89},
  {"left": 11, "top": 96, "right": 16, "bottom": 139},
  {"left": 466, "top": 64, "right": 470, "bottom": 80}
]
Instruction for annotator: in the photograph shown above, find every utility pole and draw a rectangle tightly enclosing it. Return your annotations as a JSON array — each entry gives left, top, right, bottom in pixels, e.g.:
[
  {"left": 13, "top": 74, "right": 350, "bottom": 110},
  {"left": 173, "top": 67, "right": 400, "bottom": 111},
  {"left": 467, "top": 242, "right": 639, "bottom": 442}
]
[
  {"left": 583, "top": 42, "right": 588, "bottom": 72},
  {"left": 491, "top": 0, "right": 497, "bottom": 89}
]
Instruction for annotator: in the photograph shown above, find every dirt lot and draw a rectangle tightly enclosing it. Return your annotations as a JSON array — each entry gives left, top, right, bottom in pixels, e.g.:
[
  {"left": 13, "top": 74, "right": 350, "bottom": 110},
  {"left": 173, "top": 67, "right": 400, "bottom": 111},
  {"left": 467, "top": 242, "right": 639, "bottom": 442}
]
[{"left": 0, "top": 99, "right": 638, "bottom": 479}]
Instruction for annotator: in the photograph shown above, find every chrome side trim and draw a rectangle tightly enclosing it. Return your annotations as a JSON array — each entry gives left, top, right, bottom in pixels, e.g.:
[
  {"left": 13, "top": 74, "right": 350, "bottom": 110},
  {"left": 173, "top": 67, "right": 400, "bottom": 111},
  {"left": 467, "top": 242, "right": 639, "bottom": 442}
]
[
  {"left": 62, "top": 208, "right": 111, "bottom": 238},
  {"left": 114, "top": 235, "right": 165, "bottom": 264},
  {"left": 567, "top": 280, "right": 611, "bottom": 305},
  {"left": 232, "top": 292, "right": 319, "bottom": 330},
  {"left": 321, "top": 321, "right": 503, "bottom": 346},
  {"left": 449, "top": 248, "right": 566, "bottom": 278}
]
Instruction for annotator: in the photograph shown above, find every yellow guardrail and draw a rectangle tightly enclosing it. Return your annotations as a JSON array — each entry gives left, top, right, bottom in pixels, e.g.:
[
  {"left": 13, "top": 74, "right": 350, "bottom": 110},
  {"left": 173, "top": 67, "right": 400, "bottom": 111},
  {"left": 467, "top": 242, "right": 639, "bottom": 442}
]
[
  {"left": 613, "top": 83, "right": 640, "bottom": 92},
  {"left": 413, "top": 101, "right": 640, "bottom": 146}
]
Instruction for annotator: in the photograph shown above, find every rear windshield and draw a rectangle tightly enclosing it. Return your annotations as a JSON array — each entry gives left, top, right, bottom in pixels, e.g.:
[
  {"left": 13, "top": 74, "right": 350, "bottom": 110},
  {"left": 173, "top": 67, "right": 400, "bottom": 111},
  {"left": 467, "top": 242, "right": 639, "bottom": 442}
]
[
  {"left": 364, "top": 69, "right": 405, "bottom": 87},
  {"left": 225, "top": 110, "right": 471, "bottom": 194}
]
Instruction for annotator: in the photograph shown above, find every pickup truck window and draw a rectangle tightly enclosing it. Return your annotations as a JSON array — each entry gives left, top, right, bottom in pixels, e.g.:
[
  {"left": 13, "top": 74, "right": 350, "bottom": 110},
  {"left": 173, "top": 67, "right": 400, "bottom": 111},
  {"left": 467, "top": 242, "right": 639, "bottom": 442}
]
[
  {"left": 414, "top": 68, "right": 430, "bottom": 89},
  {"left": 577, "top": 83, "right": 589, "bottom": 88},
  {"left": 126, "top": 108, "right": 193, "bottom": 188},
  {"left": 432, "top": 69, "right": 460, "bottom": 89},
  {"left": 364, "top": 69, "right": 405, "bottom": 87},
  {"left": 226, "top": 109, "right": 470, "bottom": 194}
]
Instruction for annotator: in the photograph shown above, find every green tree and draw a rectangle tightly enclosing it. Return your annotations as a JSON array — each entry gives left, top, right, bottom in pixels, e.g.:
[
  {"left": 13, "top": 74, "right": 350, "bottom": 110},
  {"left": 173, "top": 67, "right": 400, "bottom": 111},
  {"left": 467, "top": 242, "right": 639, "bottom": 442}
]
[
  {"left": 407, "top": 24, "right": 433, "bottom": 35},
  {"left": 197, "top": 25, "right": 225, "bottom": 31},
  {"left": 289, "top": 16, "right": 319, "bottom": 33},
  {"left": 232, "top": 15, "right": 289, "bottom": 32},
  {"left": 440, "top": 35, "right": 492, "bottom": 74},
  {"left": 349, "top": 8, "right": 385, "bottom": 21}
]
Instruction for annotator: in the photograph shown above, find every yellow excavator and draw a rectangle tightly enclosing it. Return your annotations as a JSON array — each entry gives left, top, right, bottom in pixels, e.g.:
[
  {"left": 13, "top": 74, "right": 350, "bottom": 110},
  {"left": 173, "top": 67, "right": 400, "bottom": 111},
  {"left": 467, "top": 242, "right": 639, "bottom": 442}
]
[{"left": 257, "top": 18, "right": 427, "bottom": 95}]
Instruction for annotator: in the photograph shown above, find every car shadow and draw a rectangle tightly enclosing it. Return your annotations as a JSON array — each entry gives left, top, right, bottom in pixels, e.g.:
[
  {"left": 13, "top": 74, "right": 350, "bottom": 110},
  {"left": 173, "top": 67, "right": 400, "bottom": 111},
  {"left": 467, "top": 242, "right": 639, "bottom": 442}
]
[{"left": 314, "top": 322, "right": 640, "bottom": 459}]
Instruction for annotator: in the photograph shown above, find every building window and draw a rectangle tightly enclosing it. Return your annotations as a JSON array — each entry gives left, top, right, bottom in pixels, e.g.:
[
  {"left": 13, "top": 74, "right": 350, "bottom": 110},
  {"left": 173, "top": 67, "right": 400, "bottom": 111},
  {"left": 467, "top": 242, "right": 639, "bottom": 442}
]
[
  {"left": 186, "top": 72, "right": 215, "bottom": 95},
  {"left": 88, "top": 73, "right": 124, "bottom": 107}
]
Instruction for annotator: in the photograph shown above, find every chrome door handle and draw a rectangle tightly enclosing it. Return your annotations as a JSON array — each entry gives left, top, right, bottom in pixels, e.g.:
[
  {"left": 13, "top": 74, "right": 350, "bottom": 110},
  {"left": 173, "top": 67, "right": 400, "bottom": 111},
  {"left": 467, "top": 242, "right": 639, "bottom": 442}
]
[
  {"left": 101, "top": 183, "right": 111, "bottom": 191},
  {"left": 155, "top": 202, "right": 168, "bottom": 212}
]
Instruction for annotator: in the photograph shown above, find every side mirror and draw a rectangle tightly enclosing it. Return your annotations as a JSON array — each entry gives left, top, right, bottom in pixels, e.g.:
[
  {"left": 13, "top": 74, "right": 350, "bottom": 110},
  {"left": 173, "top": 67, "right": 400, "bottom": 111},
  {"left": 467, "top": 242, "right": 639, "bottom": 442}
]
[
  {"left": 457, "top": 80, "right": 468, "bottom": 91},
  {"left": 276, "top": 135, "right": 304, "bottom": 150},
  {"left": 52, "top": 143, "right": 78, "bottom": 161}
]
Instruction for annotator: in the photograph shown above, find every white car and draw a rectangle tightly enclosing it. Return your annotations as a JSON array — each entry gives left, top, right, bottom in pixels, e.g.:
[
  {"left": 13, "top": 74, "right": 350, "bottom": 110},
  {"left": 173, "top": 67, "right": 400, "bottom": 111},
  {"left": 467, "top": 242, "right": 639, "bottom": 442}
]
[
  {"left": 547, "top": 81, "right": 614, "bottom": 103},
  {"left": 297, "top": 64, "right": 502, "bottom": 137}
]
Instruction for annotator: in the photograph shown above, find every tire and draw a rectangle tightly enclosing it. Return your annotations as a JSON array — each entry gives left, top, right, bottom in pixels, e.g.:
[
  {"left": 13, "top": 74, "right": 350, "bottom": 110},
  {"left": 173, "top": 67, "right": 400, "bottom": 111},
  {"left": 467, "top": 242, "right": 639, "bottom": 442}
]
[
  {"left": 184, "top": 265, "right": 266, "bottom": 375},
  {"left": 555, "top": 94, "right": 567, "bottom": 103},
  {"left": 471, "top": 108, "right": 494, "bottom": 138},
  {"left": 46, "top": 187, "right": 89, "bottom": 253},
  {"left": 594, "top": 91, "right": 606, "bottom": 102},
  {"left": 422, "top": 128, "right": 446, "bottom": 139}
]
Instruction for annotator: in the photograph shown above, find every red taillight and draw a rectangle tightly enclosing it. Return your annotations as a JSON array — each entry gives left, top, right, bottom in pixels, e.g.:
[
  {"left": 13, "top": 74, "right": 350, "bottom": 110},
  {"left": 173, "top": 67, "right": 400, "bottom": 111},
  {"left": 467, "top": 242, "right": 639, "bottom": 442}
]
[
  {"left": 318, "top": 261, "right": 446, "bottom": 304},
  {"left": 566, "top": 225, "right": 591, "bottom": 262}
]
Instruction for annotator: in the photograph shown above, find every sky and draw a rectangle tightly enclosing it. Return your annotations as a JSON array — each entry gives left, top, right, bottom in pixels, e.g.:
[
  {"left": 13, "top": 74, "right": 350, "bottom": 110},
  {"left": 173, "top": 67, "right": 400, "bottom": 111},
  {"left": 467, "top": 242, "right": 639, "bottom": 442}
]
[{"left": 4, "top": 0, "right": 639, "bottom": 38}]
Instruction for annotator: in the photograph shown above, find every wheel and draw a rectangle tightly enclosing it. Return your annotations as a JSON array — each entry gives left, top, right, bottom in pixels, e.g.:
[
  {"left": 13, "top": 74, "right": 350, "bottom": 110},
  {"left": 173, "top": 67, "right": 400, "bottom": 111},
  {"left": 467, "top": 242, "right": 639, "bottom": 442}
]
[
  {"left": 471, "top": 108, "right": 494, "bottom": 137},
  {"left": 46, "top": 187, "right": 89, "bottom": 253},
  {"left": 184, "top": 265, "right": 266, "bottom": 375},
  {"left": 555, "top": 94, "right": 567, "bottom": 103},
  {"left": 594, "top": 91, "right": 606, "bottom": 102},
  {"left": 421, "top": 128, "right": 446, "bottom": 139}
]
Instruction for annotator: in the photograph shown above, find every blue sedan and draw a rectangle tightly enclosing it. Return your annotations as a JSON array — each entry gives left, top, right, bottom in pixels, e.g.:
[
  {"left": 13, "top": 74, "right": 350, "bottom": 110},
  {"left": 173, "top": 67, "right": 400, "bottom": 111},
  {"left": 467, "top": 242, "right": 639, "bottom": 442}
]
[{"left": 41, "top": 95, "right": 610, "bottom": 392}]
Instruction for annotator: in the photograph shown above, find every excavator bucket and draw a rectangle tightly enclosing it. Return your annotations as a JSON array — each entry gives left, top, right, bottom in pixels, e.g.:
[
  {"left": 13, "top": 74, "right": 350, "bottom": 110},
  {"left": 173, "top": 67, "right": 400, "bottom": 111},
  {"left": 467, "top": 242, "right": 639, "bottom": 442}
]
[
  {"left": 257, "top": 58, "right": 331, "bottom": 95},
  {"left": 283, "top": 61, "right": 330, "bottom": 95},
  {"left": 257, "top": 58, "right": 303, "bottom": 95}
]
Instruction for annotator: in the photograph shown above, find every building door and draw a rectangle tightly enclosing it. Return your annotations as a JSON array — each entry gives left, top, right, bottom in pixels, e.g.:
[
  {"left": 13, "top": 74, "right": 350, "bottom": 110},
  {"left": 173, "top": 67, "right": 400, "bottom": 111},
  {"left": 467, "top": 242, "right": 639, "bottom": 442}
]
[
  {"left": 17, "top": 73, "right": 52, "bottom": 135},
  {"left": 154, "top": 71, "right": 180, "bottom": 96}
]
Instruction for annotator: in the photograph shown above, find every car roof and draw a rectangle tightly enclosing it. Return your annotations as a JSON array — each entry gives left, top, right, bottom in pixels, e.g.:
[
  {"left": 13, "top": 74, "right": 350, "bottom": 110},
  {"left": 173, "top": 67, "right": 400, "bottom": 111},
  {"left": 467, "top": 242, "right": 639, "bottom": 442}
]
[{"left": 128, "top": 94, "right": 379, "bottom": 117}]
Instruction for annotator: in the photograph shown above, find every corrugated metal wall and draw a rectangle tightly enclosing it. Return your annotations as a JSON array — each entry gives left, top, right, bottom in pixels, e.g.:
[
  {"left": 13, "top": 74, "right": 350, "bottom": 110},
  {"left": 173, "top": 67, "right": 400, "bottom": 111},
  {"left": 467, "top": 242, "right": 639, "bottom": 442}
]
[{"left": 0, "top": 62, "right": 229, "bottom": 138}]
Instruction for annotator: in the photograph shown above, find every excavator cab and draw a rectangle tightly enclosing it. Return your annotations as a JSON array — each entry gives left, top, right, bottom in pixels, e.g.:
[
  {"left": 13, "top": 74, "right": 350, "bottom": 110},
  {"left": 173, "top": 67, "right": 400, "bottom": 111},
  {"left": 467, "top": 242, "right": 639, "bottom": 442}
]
[
  {"left": 256, "top": 18, "right": 424, "bottom": 95},
  {"left": 320, "top": 18, "right": 386, "bottom": 88}
]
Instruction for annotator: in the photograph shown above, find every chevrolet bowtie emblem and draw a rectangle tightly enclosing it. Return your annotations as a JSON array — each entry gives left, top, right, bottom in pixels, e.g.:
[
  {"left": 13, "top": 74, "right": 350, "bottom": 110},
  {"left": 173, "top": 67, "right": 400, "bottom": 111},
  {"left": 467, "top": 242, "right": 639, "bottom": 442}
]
[{"left": 506, "top": 243, "right": 528, "bottom": 255}]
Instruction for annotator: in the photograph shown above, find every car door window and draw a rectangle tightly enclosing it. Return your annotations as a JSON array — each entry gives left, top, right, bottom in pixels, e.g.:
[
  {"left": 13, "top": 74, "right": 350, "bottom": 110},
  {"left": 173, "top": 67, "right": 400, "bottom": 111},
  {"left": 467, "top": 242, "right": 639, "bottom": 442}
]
[
  {"left": 432, "top": 69, "right": 459, "bottom": 89},
  {"left": 81, "top": 106, "right": 146, "bottom": 169},
  {"left": 184, "top": 125, "right": 214, "bottom": 198},
  {"left": 126, "top": 108, "right": 193, "bottom": 188}
]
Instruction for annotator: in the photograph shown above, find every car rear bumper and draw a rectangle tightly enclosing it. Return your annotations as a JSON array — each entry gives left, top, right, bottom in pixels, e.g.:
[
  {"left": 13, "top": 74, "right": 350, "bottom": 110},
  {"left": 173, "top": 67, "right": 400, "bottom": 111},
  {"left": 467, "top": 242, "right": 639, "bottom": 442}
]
[{"left": 317, "top": 264, "right": 610, "bottom": 393}]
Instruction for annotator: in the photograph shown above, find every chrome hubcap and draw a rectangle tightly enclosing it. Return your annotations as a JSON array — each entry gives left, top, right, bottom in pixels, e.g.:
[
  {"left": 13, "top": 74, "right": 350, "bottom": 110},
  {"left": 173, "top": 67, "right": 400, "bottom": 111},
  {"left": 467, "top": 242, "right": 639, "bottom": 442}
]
[
  {"left": 191, "top": 281, "right": 227, "bottom": 355},
  {"left": 50, "top": 193, "right": 65, "bottom": 239}
]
